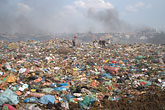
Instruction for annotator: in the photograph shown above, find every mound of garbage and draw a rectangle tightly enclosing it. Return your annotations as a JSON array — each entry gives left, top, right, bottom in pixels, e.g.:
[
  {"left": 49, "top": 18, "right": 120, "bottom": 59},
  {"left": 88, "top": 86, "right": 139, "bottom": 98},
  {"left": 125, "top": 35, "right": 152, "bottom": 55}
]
[{"left": 0, "top": 39, "right": 164, "bottom": 110}]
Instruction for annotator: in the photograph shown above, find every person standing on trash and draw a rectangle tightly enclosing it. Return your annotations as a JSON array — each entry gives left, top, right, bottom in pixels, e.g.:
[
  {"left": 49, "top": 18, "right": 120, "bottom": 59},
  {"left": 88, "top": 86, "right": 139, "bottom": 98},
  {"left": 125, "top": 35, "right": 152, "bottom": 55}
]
[
  {"left": 72, "top": 39, "right": 76, "bottom": 47},
  {"left": 72, "top": 35, "right": 77, "bottom": 47},
  {"left": 93, "top": 40, "right": 97, "bottom": 48},
  {"left": 98, "top": 40, "right": 106, "bottom": 48},
  {"left": 98, "top": 36, "right": 106, "bottom": 48}
]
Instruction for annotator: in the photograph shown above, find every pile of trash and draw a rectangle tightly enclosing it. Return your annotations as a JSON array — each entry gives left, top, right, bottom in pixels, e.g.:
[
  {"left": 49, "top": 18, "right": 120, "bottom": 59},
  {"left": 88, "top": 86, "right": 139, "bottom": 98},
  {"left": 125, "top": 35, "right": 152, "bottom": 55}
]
[{"left": 0, "top": 39, "right": 164, "bottom": 110}]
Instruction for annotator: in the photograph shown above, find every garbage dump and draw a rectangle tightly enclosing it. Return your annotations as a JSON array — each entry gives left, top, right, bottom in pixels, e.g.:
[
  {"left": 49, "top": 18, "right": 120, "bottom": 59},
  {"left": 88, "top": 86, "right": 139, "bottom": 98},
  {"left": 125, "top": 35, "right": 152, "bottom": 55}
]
[{"left": 0, "top": 39, "right": 164, "bottom": 110}]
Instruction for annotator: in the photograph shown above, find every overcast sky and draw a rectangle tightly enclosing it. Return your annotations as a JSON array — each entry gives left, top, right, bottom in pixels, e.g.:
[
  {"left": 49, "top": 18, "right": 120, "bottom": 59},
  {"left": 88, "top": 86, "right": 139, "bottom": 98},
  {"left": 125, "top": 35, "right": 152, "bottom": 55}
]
[
  {"left": 0, "top": 0, "right": 164, "bottom": 33},
  {"left": 109, "top": 0, "right": 164, "bottom": 28}
]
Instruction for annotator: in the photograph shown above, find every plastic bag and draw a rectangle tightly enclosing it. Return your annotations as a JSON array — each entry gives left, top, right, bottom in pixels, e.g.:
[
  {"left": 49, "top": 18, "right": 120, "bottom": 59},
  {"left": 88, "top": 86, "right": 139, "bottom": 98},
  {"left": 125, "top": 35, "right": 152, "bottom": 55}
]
[
  {"left": 0, "top": 88, "right": 19, "bottom": 105},
  {"left": 42, "top": 88, "right": 54, "bottom": 93},
  {"left": 102, "top": 73, "right": 113, "bottom": 79},
  {"left": 5, "top": 75, "right": 16, "bottom": 83},
  {"left": 24, "top": 97, "right": 39, "bottom": 103},
  {"left": 39, "top": 95, "right": 56, "bottom": 105},
  {"left": 54, "top": 87, "right": 67, "bottom": 91},
  {"left": 25, "top": 104, "right": 41, "bottom": 110},
  {"left": 59, "top": 83, "right": 68, "bottom": 87},
  {"left": 2, "top": 104, "right": 16, "bottom": 110}
]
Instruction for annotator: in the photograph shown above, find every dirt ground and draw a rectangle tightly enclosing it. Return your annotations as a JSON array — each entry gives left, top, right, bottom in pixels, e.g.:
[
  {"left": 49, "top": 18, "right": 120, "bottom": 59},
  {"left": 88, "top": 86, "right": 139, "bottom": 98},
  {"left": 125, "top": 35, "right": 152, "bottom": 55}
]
[{"left": 69, "top": 89, "right": 165, "bottom": 110}]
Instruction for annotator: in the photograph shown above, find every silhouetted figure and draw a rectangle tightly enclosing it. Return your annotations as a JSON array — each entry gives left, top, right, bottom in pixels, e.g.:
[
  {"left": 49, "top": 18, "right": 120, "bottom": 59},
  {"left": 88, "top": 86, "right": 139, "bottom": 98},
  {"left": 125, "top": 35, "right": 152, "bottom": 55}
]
[
  {"left": 93, "top": 40, "right": 97, "bottom": 47},
  {"left": 99, "top": 40, "right": 106, "bottom": 47},
  {"left": 72, "top": 39, "right": 76, "bottom": 47}
]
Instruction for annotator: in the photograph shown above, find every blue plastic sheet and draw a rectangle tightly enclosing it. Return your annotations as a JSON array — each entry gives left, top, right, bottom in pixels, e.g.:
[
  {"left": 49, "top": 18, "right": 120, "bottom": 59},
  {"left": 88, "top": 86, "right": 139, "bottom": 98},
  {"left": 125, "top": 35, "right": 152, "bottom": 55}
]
[
  {"left": 24, "top": 97, "right": 39, "bottom": 103},
  {"left": 59, "top": 83, "right": 68, "bottom": 87},
  {"left": 39, "top": 95, "right": 55, "bottom": 105},
  {"left": 54, "top": 87, "right": 67, "bottom": 91}
]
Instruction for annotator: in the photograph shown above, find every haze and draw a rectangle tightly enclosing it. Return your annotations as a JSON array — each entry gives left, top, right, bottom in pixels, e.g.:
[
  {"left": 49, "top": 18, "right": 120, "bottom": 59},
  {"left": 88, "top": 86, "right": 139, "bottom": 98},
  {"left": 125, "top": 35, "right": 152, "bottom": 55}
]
[{"left": 0, "top": 0, "right": 164, "bottom": 34}]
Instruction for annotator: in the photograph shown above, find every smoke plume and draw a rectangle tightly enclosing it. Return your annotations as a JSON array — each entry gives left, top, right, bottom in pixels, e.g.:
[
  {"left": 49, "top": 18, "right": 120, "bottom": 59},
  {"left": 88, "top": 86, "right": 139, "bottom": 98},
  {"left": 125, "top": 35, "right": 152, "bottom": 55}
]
[
  {"left": 87, "top": 8, "right": 132, "bottom": 32},
  {"left": 0, "top": 0, "right": 133, "bottom": 34}
]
